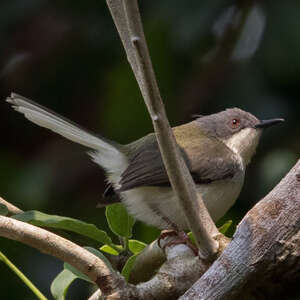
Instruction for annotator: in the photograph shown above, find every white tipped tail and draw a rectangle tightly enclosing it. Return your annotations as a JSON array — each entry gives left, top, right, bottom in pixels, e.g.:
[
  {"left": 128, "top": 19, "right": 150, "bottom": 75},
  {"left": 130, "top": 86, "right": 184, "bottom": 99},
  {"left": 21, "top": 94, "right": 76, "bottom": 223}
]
[
  {"left": 6, "top": 93, "right": 128, "bottom": 179},
  {"left": 7, "top": 93, "right": 115, "bottom": 151}
]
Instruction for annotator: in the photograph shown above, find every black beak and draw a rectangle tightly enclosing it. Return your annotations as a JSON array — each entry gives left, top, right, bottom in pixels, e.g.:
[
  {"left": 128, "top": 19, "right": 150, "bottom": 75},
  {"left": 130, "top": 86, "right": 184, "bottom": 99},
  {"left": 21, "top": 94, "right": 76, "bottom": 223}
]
[{"left": 254, "top": 118, "right": 285, "bottom": 129}]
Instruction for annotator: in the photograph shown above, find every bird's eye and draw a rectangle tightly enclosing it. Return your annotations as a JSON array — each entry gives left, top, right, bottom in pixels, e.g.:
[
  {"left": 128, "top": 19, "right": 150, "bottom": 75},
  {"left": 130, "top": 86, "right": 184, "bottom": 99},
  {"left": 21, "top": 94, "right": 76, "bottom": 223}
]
[{"left": 231, "top": 118, "right": 240, "bottom": 129}]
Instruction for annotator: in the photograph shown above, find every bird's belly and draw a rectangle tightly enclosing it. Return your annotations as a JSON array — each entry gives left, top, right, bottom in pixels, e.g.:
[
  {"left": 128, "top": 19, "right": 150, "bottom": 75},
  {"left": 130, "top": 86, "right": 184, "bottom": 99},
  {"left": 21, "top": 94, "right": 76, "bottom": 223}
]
[
  {"left": 198, "top": 173, "right": 244, "bottom": 222},
  {"left": 121, "top": 173, "right": 244, "bottom": 230}
]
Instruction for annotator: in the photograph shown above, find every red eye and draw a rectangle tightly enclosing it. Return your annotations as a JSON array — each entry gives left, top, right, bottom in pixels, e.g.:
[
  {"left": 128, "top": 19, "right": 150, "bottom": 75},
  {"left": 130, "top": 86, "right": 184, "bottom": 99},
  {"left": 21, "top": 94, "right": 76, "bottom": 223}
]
[{"left": 231, "top": 118, "right": 240, "bottom": 129}]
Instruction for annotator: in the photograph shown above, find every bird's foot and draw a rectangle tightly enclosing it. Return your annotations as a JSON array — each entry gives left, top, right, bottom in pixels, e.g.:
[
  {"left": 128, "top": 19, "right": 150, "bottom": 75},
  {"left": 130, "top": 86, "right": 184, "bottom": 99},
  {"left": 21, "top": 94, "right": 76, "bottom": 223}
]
[{"left": 158, "top": 229, "right": 198, "bottom": 256}]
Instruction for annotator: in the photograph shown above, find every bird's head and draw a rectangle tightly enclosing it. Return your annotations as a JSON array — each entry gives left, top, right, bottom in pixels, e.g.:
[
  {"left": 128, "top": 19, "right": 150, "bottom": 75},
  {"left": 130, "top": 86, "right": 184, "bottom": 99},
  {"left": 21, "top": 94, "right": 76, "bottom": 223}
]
[{"left": 196, "top": 108, "right": 284, "bottom": 165}]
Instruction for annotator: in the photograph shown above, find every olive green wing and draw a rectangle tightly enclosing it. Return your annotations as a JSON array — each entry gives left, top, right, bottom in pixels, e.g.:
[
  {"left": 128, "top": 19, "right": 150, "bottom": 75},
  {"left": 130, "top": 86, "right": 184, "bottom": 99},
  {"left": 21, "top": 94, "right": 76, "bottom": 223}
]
[{"left": 118, "top": 134, "right": 239, "bottom": 192}]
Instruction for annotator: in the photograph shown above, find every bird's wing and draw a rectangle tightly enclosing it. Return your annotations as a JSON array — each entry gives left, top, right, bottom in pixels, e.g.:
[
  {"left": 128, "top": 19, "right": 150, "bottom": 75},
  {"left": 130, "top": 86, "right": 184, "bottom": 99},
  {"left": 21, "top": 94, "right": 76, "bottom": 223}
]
[{"left": 118, "top": 132, "right": 240, "bottom": 192}]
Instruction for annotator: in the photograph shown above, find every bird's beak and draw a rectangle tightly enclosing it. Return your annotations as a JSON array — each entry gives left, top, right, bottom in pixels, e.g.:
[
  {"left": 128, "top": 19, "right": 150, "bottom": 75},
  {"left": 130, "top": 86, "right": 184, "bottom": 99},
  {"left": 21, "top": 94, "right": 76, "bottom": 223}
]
[{"left": 254, "top": 118, "right": 285, "bottom": 129}]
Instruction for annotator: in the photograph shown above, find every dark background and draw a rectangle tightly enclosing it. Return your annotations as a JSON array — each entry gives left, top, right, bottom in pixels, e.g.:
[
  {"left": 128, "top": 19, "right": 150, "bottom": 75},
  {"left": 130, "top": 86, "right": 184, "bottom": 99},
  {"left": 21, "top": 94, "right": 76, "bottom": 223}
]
[{"left": 0, "top": 0, "right": 299, "bottom": 299}]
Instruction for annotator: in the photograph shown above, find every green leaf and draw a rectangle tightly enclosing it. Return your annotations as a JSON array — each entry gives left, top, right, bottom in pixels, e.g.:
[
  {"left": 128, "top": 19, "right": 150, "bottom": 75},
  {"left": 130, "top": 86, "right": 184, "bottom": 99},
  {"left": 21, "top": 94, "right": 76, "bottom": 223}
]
[
  {"left": 64, "top": 247, "right": 114, "bottom": 283},
  {"left": 188, "top": 220, "right": 233, "bottom": 243},
  {"left": 187, "top": 232, "right": 196, "bottom": 245},
  {"left": 218, "top": 220, "right": 233, "bottom": 235},
  {"left": 105, "top": 203, "right": 135, "bottom": 238},
  {"left": 100, "top": 244, "right": 121, "bottom": 256},
  {"left": 63, "top": 263, "right": 91, "bottom": 283},
  {"left": 128, "top": 240, "right": 147, "bottom": 254},
  {"left": 13, "top": 210, "right": 112, "bottom": 245},
  {"left": 85, "top": 246, "right": 113, "bottom": 271},
  {"left": 121, "top": 254, "right": 138, "bottom": 281},
  {"left": 0, "top": 203, "right": 8, "bottom": 216},
  {"left": 51, "top": 269, "right": 77, "bottom": 300}
]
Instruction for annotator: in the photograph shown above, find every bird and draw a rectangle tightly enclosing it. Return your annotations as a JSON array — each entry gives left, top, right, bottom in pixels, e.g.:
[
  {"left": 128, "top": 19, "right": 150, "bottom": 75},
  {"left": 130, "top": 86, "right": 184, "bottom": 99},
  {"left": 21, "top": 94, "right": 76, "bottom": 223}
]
[{"left": 6, "top": 93, "right": 284, "bottom": 231}]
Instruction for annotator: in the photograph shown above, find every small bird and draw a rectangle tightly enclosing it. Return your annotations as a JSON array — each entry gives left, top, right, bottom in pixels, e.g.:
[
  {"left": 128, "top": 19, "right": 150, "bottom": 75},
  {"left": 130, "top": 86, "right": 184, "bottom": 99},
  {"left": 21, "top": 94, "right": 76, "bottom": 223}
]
[{"left": 7, "top": 93, "right": 284, "bottom": 231}]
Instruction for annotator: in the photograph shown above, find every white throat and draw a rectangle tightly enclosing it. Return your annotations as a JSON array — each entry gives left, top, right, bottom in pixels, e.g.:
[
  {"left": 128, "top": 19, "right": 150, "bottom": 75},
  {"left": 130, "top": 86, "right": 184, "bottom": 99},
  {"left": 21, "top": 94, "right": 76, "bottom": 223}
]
[{"left": 222, "top": 127, "right": 261, "bottom": 166}]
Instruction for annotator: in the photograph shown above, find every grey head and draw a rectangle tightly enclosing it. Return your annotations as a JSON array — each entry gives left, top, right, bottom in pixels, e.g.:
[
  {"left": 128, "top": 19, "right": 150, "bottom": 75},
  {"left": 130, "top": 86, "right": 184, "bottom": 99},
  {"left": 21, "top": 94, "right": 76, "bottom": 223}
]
[{"left": 195, "top": 108, "right": 284, "bottom": 165}]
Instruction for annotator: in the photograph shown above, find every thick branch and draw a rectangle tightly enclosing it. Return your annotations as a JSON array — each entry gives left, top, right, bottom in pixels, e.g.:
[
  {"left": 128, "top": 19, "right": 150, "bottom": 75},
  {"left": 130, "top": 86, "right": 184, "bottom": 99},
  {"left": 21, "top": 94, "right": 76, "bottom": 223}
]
[
  {"left": 106, "top": 0, "right": 219, "bottom": 259},
  {"left": 136, "top": 241, "right": 208, "bottom": 299},
  {"left": 0, "top": 215, "right": 127, "bottom": 297},
  {"left": 181, "top": 159, "right": 300, "bottom": 300},
  {"left": 90, "top": 235, "right": 212, "bottom": 300}
]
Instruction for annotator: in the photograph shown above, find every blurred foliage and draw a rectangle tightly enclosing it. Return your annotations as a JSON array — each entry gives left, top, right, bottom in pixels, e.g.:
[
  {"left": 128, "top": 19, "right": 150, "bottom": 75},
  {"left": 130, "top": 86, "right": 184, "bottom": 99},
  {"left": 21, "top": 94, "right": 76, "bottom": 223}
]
[{"left": 0, "top": 0, "right": 299, "bottom": 299}]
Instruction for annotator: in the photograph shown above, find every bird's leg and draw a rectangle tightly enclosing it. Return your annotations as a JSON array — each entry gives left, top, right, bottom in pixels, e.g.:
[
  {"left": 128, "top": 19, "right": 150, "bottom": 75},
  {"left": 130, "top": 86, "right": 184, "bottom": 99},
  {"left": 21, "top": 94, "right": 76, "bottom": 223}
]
[
  {"left": 158, "top": 229, "right": 198, "bottom": 256},
  {"left": 149, "top": 204, "right": 198, "bottom": 255}
]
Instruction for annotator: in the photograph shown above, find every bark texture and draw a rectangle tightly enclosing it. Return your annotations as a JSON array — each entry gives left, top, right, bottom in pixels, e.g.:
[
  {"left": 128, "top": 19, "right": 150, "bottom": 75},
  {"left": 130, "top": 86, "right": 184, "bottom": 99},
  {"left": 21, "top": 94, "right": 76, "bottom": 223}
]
[
  {"left": 181, "top": 159, "right": 300, "bottom": 300},
  {"left": 0, "top": 215, "right": 127, "bottom": 297}
]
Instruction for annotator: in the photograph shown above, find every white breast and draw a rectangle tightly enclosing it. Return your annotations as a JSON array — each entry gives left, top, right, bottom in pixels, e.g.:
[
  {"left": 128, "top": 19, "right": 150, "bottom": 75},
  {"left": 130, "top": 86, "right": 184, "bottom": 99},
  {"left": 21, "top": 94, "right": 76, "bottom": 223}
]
[{"left": 121, "top": 167, "right": 245, "bottom": 230}]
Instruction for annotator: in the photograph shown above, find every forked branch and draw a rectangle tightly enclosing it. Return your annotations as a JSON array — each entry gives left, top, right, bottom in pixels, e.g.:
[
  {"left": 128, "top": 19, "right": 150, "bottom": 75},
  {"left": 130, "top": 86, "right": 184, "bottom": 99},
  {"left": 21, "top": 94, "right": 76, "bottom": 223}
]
[
  {"left": 0, "top": 213, "right": 127, "bottom": 297},
  {"left": 181, "top": 159, "right": 300, "bottom": 300}
]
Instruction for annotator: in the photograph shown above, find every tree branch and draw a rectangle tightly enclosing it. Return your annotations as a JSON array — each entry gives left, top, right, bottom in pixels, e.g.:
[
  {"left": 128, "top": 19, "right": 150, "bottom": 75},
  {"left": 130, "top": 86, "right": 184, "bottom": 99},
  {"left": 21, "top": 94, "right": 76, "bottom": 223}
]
[
  {"left": 128, "top": 240, "right": 165, "bottom": 284},
  {"left": 88, "top": 289, "right": 103, "bottom": 300},
  {"left": 0, "top": 215, "right": 128, "bottom": 297},
  {"left": 106, "top": 0, "right": 219, "bottom": 259},
  {"left": 181, "top": 159, "right": 300, "bottom": 300},
  {"left": 3, "top": 155, "right": 299, "bottom": 300},
  {"left": 89, "top": 235, "right": 212, "bottom": 300},
  {"left": 0, "top": 197, "right": 23, "bottom": 216}
]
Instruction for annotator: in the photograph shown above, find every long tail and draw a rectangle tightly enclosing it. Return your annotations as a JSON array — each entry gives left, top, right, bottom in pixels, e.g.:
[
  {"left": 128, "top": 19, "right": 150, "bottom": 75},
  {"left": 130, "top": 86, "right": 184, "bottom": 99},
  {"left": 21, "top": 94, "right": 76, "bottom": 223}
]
[{"left": 6, "top": 93, "right": 128, "bottom": 177}]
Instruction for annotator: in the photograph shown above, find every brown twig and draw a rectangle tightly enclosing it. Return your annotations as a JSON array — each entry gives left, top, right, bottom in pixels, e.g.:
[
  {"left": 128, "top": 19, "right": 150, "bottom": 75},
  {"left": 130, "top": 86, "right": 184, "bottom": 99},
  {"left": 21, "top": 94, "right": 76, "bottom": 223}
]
[
  {"left": 106, "top": 0, "right": 220, "bottom": 260},
  {"left": 0, "top": 197, "right": 23, "bottom": 216},
  {"left": 0, "top": 214, "right": 128, "bottom": 297}
]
